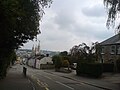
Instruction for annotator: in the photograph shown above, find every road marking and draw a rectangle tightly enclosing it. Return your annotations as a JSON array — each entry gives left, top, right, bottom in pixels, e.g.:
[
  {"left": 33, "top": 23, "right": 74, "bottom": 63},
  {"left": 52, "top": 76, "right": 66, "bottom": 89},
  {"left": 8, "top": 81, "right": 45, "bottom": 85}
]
[
  {"left": 37, "top": 79, "right": 49, "bottom": 87},
  {"left": 41, "top": 82, "right": 45, "bottom": 86},
  {"left": 80, "top": 82, "right": 85, "bottom": 85},
  {"left": 45, "top": 87, "right": 49, "bottom": 90},
  {"left": 37, "top": 79, "right": 40, "bottom": 83},
  {"left": 55, "top": 81, "right": 74, "bottom": 90},
  {"left": 37, "top": 81, "right": 49, "bottom": 90},
  {"left": 37, "top": 82, "right": 42, "bottom": 86},
  {"left": 31, "top": 73, "right": 50, "bottom": 90}
]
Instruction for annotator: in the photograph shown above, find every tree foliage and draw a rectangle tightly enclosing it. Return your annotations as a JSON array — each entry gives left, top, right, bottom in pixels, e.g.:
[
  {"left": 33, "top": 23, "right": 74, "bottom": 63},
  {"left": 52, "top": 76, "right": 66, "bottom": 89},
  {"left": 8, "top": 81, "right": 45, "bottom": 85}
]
[
  {"left": 52, "top": 55, "right": 62, "bottom": 71},
  {"left": 59, "top": 51, "right": 68, "bottom": 56},
  {"left": 0, "top": 0, "right": 52, "bottom": 50},
  {"left": 52, "top": 51, "right": 71, "bottom": 71},
  {"left": 70, "top": 43, "right": 98, "bottom": 63},
  {"left": 0, "top": 0, "right": 52, "bottom": 79},
  {"left": 104, "top": 0, "right": 120, "bottom": 32}
]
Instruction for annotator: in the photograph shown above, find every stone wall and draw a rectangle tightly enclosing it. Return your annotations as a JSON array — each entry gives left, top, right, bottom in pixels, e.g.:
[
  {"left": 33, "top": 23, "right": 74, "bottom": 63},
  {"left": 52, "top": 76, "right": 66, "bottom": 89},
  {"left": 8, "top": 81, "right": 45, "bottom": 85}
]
[
  {"left": 40, "top": 64, "right": 55, "bottom": 69},
  {"left": 101, "top": 45, "right": 120, "bottom": 63}
]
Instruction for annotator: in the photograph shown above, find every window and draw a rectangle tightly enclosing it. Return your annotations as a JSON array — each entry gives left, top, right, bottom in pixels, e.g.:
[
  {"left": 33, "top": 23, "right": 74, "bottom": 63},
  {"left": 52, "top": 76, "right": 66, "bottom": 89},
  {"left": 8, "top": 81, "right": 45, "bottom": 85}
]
[
  {"left": 110, "top": 45, "right": 116, "bottom": 54},
  {"left": 117, "top": 45, "right": 120, "bottom": 54},
  {"left": 101, "top": 46, "right": 105, "bottom": 54}
]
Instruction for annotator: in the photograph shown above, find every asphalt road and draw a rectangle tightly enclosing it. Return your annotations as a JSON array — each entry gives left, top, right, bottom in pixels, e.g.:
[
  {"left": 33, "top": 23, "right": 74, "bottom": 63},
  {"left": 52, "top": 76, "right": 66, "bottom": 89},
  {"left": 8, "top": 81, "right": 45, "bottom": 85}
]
[{"left": 26, "top": 66, "right": 104, "bottom": 90}]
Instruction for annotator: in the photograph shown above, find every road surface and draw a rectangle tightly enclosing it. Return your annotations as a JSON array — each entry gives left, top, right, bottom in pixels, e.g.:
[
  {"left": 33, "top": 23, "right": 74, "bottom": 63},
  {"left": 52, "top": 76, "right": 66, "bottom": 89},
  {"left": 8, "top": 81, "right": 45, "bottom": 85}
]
[{"left": 25, "top": 66, "right": 104, "bottom": 90}]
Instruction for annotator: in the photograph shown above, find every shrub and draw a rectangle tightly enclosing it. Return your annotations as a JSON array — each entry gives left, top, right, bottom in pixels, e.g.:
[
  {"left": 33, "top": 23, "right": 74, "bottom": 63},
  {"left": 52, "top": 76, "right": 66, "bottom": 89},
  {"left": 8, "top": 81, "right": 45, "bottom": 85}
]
[
  {"left": 117, "top": 63, "right": 120, "bottom": 72},
  {"left": 62, "top": 60, "right": 69, "bottom": 67},
  {"left": 52, "top": 55, "right": 62, "bottom": 71},
  {"left": 102, "top": 63, "right": 114, "bottom": 72},
  {"left": 76, "top": 63, "right": 102, "bottom": 78},
  {"left": 116, "top": 59, "right": 120, "bottom": 72}
]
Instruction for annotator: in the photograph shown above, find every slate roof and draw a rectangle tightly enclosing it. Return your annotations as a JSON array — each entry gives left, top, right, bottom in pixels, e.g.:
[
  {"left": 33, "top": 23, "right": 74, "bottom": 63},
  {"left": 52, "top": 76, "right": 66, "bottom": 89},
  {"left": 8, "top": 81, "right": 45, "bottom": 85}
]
[{"left": 100, "top": 34, "right": 120, "bottom": 45}]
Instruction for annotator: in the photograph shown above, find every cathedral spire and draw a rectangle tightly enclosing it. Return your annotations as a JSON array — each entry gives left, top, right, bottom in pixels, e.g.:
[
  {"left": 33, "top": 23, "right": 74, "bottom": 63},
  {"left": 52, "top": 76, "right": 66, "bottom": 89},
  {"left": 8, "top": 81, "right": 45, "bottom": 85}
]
[
  {"left": 32, "top": 45, "right": 34, "bottom": 51},
  {"left": 38, "top": 41, "right": 40, "bottom": 52}
]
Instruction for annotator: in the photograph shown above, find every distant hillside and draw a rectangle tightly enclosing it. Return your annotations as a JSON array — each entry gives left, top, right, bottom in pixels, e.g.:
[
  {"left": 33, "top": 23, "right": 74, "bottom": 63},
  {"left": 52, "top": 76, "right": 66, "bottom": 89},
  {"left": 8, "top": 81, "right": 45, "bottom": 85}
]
[
  {"left": 17, "top": 49, "right": 60, "bottom": 57},
  {"left": 40, "top": 50, "right": 60, "bottom": 56},
  {"left": 18, "top": 49, "right": 32, "bottom": 52}
]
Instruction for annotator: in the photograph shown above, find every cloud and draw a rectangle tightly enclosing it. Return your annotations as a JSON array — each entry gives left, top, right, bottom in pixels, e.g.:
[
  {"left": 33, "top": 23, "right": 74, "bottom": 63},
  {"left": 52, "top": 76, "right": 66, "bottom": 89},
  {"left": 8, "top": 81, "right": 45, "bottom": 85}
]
[
  {"left": 82, "top": 4, "right": 106, "bottom": 17},
  {"left": 54, "top": 12, "right": 75, "bottom": 29},
  {"left": 21, "top": 0, "right": 114, "bottom": 51}
]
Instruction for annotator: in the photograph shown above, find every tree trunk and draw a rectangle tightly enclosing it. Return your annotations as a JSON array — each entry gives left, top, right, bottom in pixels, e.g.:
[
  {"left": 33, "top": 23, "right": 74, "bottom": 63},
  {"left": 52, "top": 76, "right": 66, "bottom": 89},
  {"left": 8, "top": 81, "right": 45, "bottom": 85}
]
[{"left": 0, "top": 50, "right": 13, "bottom": 79}]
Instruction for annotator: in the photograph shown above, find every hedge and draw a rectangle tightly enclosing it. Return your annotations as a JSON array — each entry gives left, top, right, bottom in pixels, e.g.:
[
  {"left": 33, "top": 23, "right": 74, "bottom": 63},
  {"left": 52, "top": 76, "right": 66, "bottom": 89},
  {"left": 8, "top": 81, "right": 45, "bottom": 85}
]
[
  {"left": 76, "top": 63, "right": 103, "bottom": 78},
  {"left": 116, "top": 60, "right": 120, "bottom": 73},
  {"left": 117, "top": 64, "right": 120, "bottom": 72},
  {"left": 102, "top": 63, "right": 114, "bottom": 72}
]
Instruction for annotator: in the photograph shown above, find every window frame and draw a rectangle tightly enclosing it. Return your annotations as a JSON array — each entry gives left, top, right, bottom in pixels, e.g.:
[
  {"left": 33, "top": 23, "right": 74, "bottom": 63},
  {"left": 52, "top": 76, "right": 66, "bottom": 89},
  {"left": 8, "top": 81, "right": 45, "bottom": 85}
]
[
  {"left": 101, "top": 46, "right": 105, "bottom": 54},
  {"left": 110, "top": 45, "right": 116, "bottom": 55},
  {"left": 117, "top": 45, "right": 120, "bottom": 55}
]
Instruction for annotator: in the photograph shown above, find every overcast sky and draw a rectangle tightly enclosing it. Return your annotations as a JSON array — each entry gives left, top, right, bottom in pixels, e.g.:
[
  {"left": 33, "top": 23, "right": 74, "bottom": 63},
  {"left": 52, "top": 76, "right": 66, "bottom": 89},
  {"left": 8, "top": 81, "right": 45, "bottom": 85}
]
[{"left": 21, "top": 0, "right": 115, "bottom": 51}]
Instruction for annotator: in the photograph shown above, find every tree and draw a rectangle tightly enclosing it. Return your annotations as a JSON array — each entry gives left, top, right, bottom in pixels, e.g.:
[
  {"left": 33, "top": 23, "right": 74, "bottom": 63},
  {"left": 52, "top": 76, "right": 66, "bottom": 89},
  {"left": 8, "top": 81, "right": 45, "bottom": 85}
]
[
  {"left": 0, "top": 0, "right": 52, "bottom": 50},
  {"left": 60, "top": 51, "right": 68, "bottom": 56},
  {"left": 52, "top": 51, "right": 71, "bottom": 71},
  {"left": 60, "top": 51, "right": 71, "bottom": 68},
  {"left": 70, "top": 43, "right": 98, "bottom": 63},
  {"left": 0, "top": 0, "right": 52, "bottom": 79},
  {"left": 104, "top": 0, "right": 120, "bottom": 32},
  {"left": 52, "top": 55, "right": 62, "bottom": 71},
  {"left": 70, "top": 45, "right": 81, "bottom": 62}
]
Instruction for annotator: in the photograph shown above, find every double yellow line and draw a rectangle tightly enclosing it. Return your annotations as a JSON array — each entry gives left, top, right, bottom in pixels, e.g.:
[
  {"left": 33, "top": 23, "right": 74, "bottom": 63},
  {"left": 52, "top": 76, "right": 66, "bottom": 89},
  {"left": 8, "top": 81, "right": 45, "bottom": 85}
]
[{"left": 32, "top": 74, "right": 49, "bottom": 90}]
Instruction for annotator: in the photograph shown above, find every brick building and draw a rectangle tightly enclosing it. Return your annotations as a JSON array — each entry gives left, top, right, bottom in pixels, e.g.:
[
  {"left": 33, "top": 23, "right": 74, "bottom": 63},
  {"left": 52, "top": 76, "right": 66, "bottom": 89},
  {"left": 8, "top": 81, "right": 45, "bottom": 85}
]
[{"left": 99, "top": 34, "right": 120, "bottom": 63}]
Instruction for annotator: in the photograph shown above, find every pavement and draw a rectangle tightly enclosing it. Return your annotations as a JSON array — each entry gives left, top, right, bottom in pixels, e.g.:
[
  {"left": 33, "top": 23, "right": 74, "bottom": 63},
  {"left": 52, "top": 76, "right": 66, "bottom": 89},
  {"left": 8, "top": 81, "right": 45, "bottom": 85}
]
[
  {"left": 0, "top": 64, "right": 34, "bottom": 90},
  {"left": 1, "top": 65, "right": 120, "bottom": 90},
  {"left": 44, "top": 69, "right": 120, "bottom": 90},
  {"left": 102, "top": 73, "right": 120, "bottom": 84}
]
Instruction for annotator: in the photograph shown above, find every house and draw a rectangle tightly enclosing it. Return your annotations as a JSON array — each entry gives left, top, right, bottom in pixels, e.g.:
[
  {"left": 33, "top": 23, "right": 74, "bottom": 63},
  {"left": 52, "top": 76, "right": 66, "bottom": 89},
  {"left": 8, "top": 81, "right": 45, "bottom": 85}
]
[
  {"left": 27, "top": 56, "right": 36, "bottom": 68},
  {"left": 99, "top": 34, "right": 120, "bottom": 63},
  {"left": 27, "top": 43, "right": 54, "bottom": 69},
  {"left": 38, "top": 56, "right": 54, "bottom": 69},
  {"left": 27, "top": 55, "right": 54, "bottom": 69}
]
